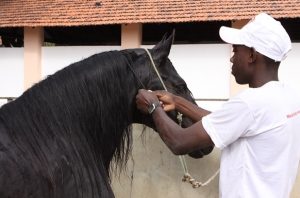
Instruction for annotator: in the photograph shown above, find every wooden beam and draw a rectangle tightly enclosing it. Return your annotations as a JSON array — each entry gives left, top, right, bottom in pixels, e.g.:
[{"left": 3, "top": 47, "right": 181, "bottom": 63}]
[
  {"left": 24, "top": 27, "right": 44, "bottom": 90},
  {"left": 121, "top": 23, "right": 142, "bottom": 49}
]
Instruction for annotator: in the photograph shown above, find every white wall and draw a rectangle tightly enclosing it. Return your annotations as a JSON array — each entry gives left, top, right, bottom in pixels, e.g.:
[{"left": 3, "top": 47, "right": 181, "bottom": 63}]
[
  {"left": 1, "top": 43, "right": 299, "bottom": 99},
  {"left": 0, "top": 46, "right": 121, "bottom": 98},
  {"left": 42, "top": 46, "right": 121, "bottom": 77},
  {"left": 279, "top": 43, "right": 300, "bottom": 93},
  {"left": 169, "top": 44, "right": 231, "bottom": 100},
  {"left": 1, "top": 43, "right": 299, "bottom": 121},
  {"left": 0, "top": 48, "right": 24, "bottom": 97}
]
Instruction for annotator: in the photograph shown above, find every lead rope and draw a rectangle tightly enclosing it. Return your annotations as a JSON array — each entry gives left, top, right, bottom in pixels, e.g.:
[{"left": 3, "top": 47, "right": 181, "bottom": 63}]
[{"left": 144, "top": 48, "right": 220, "bottom": 188}]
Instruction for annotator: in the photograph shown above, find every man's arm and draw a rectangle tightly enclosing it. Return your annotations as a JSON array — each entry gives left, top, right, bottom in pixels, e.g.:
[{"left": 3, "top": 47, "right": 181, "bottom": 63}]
[
  {"left": 171, "top": 94, "right": 211, "bottom": 122},
  {"left": 152, "top": 107, "right": 213, "bottom": 155},
  {"left": 136, "top": 89, "right": 214, "bottom": 155}
]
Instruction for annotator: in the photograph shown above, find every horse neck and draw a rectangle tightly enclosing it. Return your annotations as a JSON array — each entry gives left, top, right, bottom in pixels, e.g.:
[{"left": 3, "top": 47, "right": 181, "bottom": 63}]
[
  {"left": 0, "top": 51, "right": 140, "bottom": 173},
  {"left": 64, "top": 52, "right": 140, "bottom": 170},
  {"left": 56, "top": 54, "right": 139, "bottom": 169}
]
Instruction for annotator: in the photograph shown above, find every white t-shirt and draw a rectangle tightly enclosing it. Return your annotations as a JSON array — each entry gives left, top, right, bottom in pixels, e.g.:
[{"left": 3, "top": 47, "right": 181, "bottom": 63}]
[{"left": 202, "top": 81, "right": 300, "bottom": 198}]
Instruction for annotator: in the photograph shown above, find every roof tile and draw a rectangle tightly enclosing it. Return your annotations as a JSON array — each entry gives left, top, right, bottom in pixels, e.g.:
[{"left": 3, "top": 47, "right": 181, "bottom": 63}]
[{"left": 0, "top": 0, "right": 299, "bottom": 27}]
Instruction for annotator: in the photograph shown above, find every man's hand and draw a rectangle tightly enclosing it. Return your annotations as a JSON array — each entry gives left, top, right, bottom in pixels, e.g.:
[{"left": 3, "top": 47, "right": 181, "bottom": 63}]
[
  {"left": 153, "top": 90, "right": 176, "bottom": 112},
  {"left": 136, "top": 89, "right": 160, "bottom": 114}
]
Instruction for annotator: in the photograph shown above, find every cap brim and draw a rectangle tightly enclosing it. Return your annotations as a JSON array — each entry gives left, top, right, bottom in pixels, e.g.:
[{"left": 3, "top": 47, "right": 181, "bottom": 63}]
[{"left": 219, "top": 26, "right": 243, "bottom": 45}]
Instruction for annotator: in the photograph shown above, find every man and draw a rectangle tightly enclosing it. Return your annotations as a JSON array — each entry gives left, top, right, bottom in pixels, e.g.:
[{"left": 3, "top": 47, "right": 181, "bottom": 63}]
[{"left": 136, "top": 13, "right": 300, "bottom": 198}]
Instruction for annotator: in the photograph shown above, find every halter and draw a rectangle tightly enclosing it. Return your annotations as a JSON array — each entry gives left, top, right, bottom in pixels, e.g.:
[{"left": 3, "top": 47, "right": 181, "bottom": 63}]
[{"left": 127, "top": 48, "right": 219, "bottom": 188}]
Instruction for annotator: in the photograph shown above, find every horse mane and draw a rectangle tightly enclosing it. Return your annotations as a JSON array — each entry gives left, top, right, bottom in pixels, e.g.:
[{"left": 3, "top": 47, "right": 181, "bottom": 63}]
[{"left": 0, "top": 50, "right": 137, "bottom": 194}]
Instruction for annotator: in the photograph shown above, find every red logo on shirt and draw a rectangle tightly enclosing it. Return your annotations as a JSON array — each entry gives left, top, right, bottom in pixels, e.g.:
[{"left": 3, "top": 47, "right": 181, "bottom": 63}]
[{"left": 287, "top": 110, "right": 300, "bottom": 118}]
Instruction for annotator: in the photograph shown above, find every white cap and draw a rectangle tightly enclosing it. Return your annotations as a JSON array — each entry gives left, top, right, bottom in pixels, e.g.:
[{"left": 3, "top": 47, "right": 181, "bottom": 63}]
[{"left": 219, "top": 13, "right": 292, "bottom": 62}]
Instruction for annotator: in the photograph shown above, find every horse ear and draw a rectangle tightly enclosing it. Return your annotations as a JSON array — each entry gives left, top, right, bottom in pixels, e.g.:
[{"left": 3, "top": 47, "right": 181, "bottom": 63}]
[{"left": 151, "top": 30, "right": 175, "bottom": 65}]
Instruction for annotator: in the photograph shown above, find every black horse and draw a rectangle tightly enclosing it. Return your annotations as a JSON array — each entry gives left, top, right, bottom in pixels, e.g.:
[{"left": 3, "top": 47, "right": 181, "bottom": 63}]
[{"left": 0, "top": 33, "right": 213, "bottom": 198}]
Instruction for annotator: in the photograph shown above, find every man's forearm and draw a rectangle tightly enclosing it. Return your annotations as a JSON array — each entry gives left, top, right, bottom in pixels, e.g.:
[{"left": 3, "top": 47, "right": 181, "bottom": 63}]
[
  {"left": 151, "top": 106, "right": 213, "bottom": 155},
  {"left": 173, "top": 95, "right": 211, "bottom": 122},
  {"left": 152, "top": 106, "right": 190, "bottom": 155}
]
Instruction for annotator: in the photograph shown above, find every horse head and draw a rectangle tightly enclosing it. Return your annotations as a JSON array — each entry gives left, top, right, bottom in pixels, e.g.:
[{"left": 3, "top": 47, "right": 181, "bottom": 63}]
[{"left": 127, "top": 32, "right": 213, "bottom": 158}]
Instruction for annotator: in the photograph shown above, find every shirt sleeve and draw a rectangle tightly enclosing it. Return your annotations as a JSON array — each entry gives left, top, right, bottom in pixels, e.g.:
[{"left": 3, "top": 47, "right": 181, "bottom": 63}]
[{"left": 201, "top": 97, "right": 255, "bottom": 150}]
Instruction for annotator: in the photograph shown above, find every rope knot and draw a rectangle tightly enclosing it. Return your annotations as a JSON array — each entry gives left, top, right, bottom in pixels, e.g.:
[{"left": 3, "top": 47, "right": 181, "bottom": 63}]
[
  {"left": 176, "top": 113, "right": 183, "bottom": 126},
  {"left": 182, "top": 173, "right": 203, "bottom": 188}
]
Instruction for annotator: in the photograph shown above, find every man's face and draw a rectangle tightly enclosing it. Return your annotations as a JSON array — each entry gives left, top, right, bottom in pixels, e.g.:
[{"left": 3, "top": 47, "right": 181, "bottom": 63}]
[{"left": 230, "top": 45, "right": 253, "bottom": 85}]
